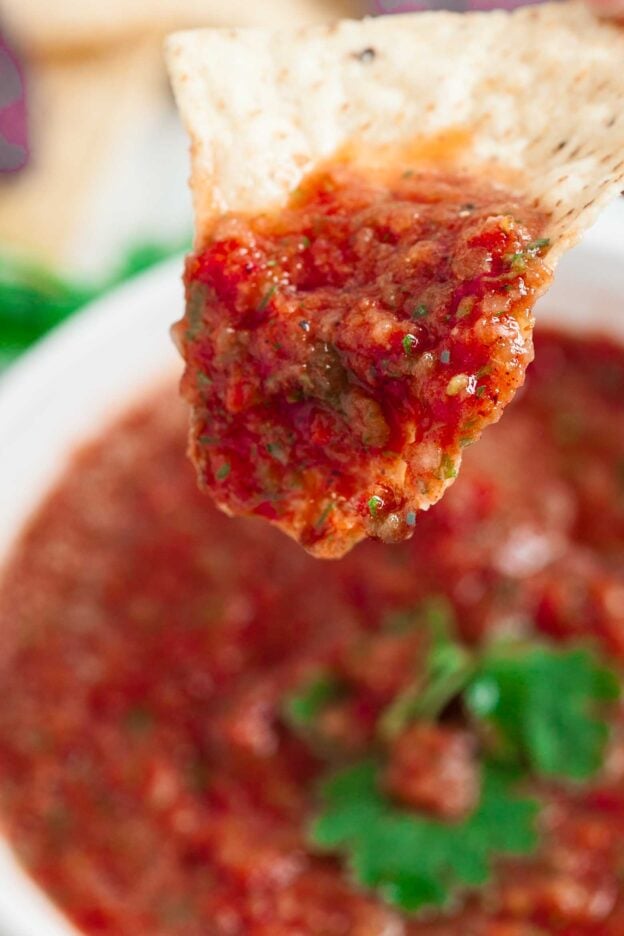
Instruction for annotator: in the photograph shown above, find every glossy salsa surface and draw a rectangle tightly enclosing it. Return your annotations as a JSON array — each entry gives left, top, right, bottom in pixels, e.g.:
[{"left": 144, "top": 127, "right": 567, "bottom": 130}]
[
  {"left": 179, "top": 164, "right": 550, "bottom": 557},
  {"left": 1, "top": 330, "right": 624, "bottom": 934}
]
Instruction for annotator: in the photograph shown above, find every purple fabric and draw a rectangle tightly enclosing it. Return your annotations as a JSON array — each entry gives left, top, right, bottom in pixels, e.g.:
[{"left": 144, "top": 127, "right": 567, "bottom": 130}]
[
  {"left": 373, "top": 0, "right": 543, "bottom": 11},
  {"left": 0, "top": 33, "right": 28, "bottom": 173},
  {"left": 375, "top": 1, "right": 468, "bottom": 10}
]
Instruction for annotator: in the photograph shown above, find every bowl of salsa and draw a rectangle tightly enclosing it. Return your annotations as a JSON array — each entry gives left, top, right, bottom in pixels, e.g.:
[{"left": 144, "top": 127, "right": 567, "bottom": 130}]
[{"left": 0, "top": 201, "right": 623, "bottom": 935}]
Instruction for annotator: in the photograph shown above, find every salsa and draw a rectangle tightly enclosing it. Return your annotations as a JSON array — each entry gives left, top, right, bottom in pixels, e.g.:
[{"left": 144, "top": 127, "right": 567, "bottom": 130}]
[
  {"left": 178, "top": 163, "right": 551, "bottom": 557},
  {"left": 1, "top": 330, "right": 624, "bottom": 934}
]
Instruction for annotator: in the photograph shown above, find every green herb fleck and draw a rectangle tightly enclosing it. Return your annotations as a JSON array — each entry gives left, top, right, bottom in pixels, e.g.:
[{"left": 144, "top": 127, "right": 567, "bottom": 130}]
[
  {"left": 402, "top": 334, "right": 418, "bottom": 356},
  {"left": 284, "top": 674, "right": 342, "bottom": 728},
  {"left": 439, "top": 453, "right": 457, "bottom": 480},
  {"left": 315, "top": 501, "right": 335, "bottom": 530},
  {"left": 311, "top": 760, "right": 538, "bottom": 913},
  {"left": 368, "top": 495, "right": 384, "bottom": 519},
  {"left": 405, "top": 510, "right": 416, "bottom": 527},
  {"left": 527, "top": 237, "right": 550, "bottom": 255},
  {"left": 440, "top": 349, "right": 451, "bottom": 365},
  {"left": 475, "top": 385, "right": 487, "bottom": 398},
  {"left": 216, "top": 462, "right": 231, "bottom": 481},
  {"left": 411, "top": 303, "right": 428, "bottom": 320},
  {"left": 266, "top": 442, "right": 288, "bottom": 465},
  {"left": 455, "top": 296, "right": 475, "bottom": 320},
  {"left": 505, "top": 253, "right": 527, "bottom": 272},
  {"left": 300, "top": 235, "right": 311, "bottom": 249},
  {"left": 258, "top": 283, "right": 277, "bottom": 311}
]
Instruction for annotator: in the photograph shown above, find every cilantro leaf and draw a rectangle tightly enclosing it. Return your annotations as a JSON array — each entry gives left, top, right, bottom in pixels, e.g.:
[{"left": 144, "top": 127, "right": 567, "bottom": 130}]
[
  {"left": 290, "top": 614, "right": 619, "bottom": 915},
  {"left": 311, "top": 759, "right": 538, "bottom": 913},
  {"left": 0, "top": 256, "right": 94, "bottom": 361},
  {"left": 402, "top": 334, "right": 417, "bottom": 356},
  {"left": 312, "top": 760, "right": 384, "bottom": 847},
  {"left": 380, "top": 596, "right": 475, "bottom": 738},
  {"left": 465, "top": 644, "right": 619, "bottom": 781},
  {"left": 0, "top": 238, "right": 189, "bottom": 369}
]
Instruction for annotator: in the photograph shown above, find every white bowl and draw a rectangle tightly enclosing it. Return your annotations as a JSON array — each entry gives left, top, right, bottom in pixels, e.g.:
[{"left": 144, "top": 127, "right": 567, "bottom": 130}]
[{"left": 0, "top": 202, "right": 623, "bottom": 934}]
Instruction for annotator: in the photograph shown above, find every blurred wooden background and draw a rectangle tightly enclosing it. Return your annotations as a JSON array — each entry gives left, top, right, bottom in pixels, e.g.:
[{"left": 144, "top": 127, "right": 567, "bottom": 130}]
[{"left": 0, "top": 0, "right": 364, "bottom": 275}]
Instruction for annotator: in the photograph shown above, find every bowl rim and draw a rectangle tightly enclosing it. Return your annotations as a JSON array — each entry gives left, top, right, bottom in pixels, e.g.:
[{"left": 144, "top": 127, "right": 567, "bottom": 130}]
[{"left": 0, "top": 255, "right": 184, "bottom": 567}]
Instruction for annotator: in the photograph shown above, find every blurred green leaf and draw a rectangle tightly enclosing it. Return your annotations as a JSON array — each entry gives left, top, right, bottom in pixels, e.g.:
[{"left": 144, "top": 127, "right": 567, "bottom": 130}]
[
  {"left": 466, "top": 643, "right": 619, "bottom": 781},
  {"left": 0, "top": 236, "right": 190, "bottom": 372},
  {"left": 311, "top": 759, "right": 538, "bottom": 913}
]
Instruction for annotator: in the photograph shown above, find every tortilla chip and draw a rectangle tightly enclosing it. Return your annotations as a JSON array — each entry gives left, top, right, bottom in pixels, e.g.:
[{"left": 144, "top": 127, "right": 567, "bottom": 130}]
[
  {"left": 165, "top": 3, "right": 624, "bottom": 557},
  {"left": 166, "top": 2, "right": 624, "bottom": 266}
]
